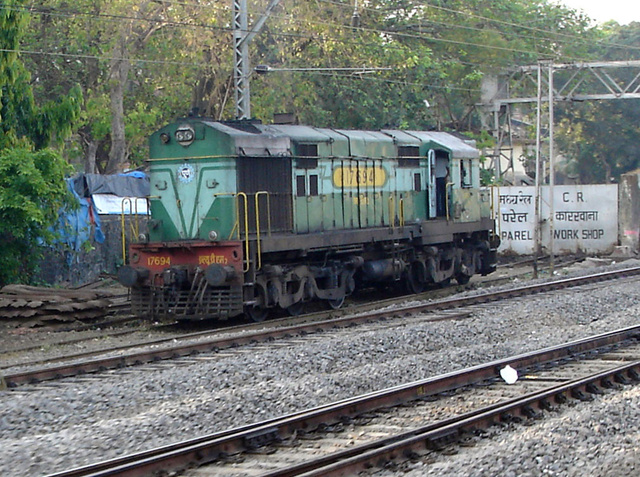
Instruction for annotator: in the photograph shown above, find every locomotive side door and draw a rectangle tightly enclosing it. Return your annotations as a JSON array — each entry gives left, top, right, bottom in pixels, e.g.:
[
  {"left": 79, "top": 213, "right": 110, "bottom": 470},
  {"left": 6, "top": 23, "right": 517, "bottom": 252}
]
[{"left": 294, "top": 158, "right": 323, "bottom": 233}]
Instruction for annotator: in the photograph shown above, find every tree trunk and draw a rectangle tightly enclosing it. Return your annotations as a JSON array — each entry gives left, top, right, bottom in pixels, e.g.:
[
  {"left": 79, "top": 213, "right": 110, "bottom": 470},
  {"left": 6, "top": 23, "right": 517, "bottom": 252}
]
[
  {"left": 105, "top": 35, "right": 130, "bottom": 174},
  {"left": 85, "top": 141, "right": 98, "bottom": 174}
]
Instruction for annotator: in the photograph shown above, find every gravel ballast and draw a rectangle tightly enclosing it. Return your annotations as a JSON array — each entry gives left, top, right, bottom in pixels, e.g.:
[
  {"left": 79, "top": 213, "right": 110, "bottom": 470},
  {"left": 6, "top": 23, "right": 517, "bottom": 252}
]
[{"left": 1, "top": 260, "right": 639, "bottom": 476}]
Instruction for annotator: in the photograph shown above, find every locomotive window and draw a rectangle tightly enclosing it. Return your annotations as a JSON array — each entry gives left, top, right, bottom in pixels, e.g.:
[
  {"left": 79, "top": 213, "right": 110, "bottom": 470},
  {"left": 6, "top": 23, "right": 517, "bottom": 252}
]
[
  {"left": 298, "top": 144, "right": 318, "bottom": 157},
  {"left": 309, "top": 174, "right": 319, "bottom": 196},
  {"left": 414, "top": 173, "right": 422, "bottom": 192},
  {"left": 296, "top": 175, "right": 306, "bottom": 196},
  {"left": 461, "top": 159, "right": 472, "bottom": 188}
]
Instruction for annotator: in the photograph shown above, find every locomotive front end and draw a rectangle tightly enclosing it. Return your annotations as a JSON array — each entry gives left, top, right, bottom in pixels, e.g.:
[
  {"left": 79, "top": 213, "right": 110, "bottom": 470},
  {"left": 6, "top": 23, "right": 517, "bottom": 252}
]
[
  {"left": 118, "top": 240, "right": 244, "bottom": 320},
  {"left": 118, "top": 118, "right": 247, "bottom": 320}
]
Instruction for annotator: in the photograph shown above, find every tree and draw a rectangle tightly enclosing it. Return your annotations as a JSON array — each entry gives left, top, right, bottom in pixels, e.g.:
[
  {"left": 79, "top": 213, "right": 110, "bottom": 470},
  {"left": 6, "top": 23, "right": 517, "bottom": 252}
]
[
  {"left": 0, "top": 0, "right": 79, "bottom": 285},
  {"left": 554, "top": 22, "right": 640, "bottom": 183},
  {"left": 249, "top": 0, "right": 598, "bottom": 132},
  {"left": 0, "top": 149, "right": 72, "bottom": 285},
  {"left": 24, "top": 0, "right": 232, "bottom": 172}
]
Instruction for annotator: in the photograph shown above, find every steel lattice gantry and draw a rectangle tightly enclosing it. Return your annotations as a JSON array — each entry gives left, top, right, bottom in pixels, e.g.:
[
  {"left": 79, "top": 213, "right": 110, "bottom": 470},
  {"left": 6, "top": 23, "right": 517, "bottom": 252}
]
[{"left": 481, "top": 60, "right": 640, "bottom": 178}]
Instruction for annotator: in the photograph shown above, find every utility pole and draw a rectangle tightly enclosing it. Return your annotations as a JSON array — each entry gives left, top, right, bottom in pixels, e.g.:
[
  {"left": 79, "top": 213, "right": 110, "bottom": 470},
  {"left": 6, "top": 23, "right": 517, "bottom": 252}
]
[
  {"left": 232, "top": 0, "right": 282, "bottom": 119},
  {"left": 233, "top": 0, "right": 250, "bottom": 119},
  {"left": 548, "top": 64, "right": 555, "bottom": 273},
  {"left": 533, "top": 63, "right": 543, "bottom": 279}
]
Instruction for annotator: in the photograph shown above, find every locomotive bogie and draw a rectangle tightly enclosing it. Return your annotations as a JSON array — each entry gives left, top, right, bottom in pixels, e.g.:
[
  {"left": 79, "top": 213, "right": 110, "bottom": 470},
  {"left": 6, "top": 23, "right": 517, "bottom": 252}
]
[{"left": 120, "top": 118, "right": 499, "bottom": 321}]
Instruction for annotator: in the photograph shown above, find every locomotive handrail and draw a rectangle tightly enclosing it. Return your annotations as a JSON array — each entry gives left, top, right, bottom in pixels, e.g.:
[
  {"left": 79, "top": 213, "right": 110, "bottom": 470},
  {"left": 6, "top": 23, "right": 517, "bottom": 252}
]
[
  {"left": 254, "top": 191, "right": 272, "bottom": 272},
  {"left": 120, "top": 197, "right": 149, "bottom": 263},
  {"left": 255, "top": 191, "right": 272, "bottom": 237},
  {"left": 490, "top": 185, "right": 501, "bottom": 239},
  {"left": 399, "top": 197, "right": 405, "bottom": 228},
  {"left": 446, "top": 182, "right": 454, "bottom": 221},
  {"left": 236, "top": 192, "right": 251, "bottom": 273},
  {"left": 388, "top": 195, "right": 395, "bottom": 230}
]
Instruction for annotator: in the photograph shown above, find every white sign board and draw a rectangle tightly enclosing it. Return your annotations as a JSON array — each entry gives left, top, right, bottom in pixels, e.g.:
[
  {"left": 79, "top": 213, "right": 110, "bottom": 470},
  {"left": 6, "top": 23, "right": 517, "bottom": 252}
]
[
  {"left": 92, "top": 194, "right": 149, "bottom": 215},
  {"left": 497, "top": 185, "right": 618, "bottom": 255}
]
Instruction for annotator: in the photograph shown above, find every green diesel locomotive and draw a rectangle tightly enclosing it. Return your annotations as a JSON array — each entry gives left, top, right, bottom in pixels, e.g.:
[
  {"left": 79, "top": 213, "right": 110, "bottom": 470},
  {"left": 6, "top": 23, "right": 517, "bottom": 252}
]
[{"left": 118, "top": 118, "right": 499, "bottom": 321}]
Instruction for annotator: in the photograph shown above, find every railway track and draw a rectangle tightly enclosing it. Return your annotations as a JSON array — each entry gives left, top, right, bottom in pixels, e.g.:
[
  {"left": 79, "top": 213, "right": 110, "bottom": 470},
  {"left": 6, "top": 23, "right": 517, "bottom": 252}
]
[
  {"left": 3, "top": 266, "right": 640, "bottom": 390},
  {"left": 46, "top": 325, "right": 640, "bottom": 477},
  {"left": 0, "top": 254, "right": 571, "bottom": 362}
]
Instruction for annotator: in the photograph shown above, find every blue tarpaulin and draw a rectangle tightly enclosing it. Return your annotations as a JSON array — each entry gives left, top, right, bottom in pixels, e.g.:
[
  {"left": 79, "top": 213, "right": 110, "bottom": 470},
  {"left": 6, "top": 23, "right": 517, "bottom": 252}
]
[{"left": 56, "top": 179, "right": 105, "bottom": 252}]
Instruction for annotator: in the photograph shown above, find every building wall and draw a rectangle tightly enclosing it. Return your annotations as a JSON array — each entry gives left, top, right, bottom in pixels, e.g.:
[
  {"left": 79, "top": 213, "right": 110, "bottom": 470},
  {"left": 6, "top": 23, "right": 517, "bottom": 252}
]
[{"left": 39, "top": 215, "right": 144, "bottom": 287}]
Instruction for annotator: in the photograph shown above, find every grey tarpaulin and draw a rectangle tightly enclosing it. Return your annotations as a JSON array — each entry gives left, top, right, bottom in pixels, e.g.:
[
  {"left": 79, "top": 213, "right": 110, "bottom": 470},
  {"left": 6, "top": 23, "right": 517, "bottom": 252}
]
[{"left": 72, "top": 171, "right": 150, "bottom": 198}]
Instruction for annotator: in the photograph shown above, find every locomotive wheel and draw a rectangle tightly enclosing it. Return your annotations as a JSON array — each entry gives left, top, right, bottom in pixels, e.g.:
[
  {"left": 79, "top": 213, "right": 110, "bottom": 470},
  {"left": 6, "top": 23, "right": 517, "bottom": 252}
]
[
  {"left": 327, "top": 296, "right": 345, "bottom": 310},
  {"left": 406, "top": 262, "right": 426, "bottom": 294},
  {"left": 286, "top": 301, "right": 305, "bottom": 316},
  {"left": 246, "top": 306, "right": 269, "bottom": 322}
]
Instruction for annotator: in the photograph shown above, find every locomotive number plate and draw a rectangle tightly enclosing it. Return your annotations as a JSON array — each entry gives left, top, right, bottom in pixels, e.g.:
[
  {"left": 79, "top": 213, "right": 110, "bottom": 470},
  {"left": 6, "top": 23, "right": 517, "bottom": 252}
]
[
  {"left": 147, "top": 255, "right": 171, "bottom": 267},
  {"left": 333, "top": 166, "right": 387, "bottom": 188}
]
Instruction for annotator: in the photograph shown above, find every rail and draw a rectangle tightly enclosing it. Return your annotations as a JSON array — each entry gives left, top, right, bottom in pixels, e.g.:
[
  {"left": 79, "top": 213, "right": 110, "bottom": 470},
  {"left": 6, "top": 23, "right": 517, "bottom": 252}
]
[
  {"left": 6, "top": 266, "right": 640, "bottom": 390},
  {"left": 388, "top": 195, "right": 395, "bottom": 229},
  {"left": 446, "top": 181, "right": 454, "bottom": 221},
  {"left": 490, "top": 185, "right": 501, "bottom": 239},
  {"left": 43, "top": 325, "right": 640, "bottom": 477},
  {"left": 236, "top": 192, "right": 250, "bottom": 272},
  {"left": 213, "top": 191, "right": 272, "bottom": 272}
]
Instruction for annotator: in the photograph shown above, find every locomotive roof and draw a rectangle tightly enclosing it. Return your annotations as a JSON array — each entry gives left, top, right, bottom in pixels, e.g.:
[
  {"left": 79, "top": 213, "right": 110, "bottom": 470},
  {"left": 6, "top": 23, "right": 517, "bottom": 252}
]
[
  {"left": 153, "top": 119, "right": 479, "bottom": 159},
  {"left": 261, "top": 124, "right": 478, "bottom": 158},
  {"left": 265, "top": 125, "right": 343, "bottom": 143},
  {"left": 404, "top": 131, "right": 479, "bottom": 159}
]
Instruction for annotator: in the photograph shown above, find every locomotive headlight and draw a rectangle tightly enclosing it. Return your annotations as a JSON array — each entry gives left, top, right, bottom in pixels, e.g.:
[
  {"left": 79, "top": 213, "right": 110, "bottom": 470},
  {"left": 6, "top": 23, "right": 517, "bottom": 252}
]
[
  {"left": 138, "top": 233, "right": 149, "bottom": 243},
  {"left": 159, "top": 132, "right": 170, "bottom": 144},
  {"left": 175, "top": 125, "right": 195, "bottom": 146},
  {"left": 208, "top": 230, "right": 219, "bottom": 241}
]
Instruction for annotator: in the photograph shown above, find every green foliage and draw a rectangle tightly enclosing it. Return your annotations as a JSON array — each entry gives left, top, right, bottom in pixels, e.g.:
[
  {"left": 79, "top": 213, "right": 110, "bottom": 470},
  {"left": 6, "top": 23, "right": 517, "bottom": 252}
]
[
  {"left": 249, "top": 0, "right": 599, "bottom": 133},
  {"left": 0, "top": 0, "right": 81, "bottom": 285},
  {"left": 11, "top": 0, "right": 640, "bottom": 185},
  {"left": 0, "top": 148, "right": 73, "bottom": 285},
  {"left": 553, "top": 22, "right": 640, "bottom": 183}
]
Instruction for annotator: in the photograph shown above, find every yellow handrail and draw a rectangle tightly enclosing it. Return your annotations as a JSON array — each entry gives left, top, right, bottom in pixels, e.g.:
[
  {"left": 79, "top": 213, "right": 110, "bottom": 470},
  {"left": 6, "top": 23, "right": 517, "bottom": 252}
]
[
  {"left": 490, "top": 185, "right": 501, "bottom": 238},
  {"left": 121, "top": 201, "right": 128, "bottom": 263},
  {"left": 254, "top": 191, "right": 271, "bottom": 271},
  {"left": 255, "top": 191, "right": 272, "bottom": 237},
  {"left": 236, "top": 192, "right": 250, "bottom": 272},
  {"left": 213, "top": 192, "right": 241, "bottom": 241},
  {"left": 213, "top": 192, "right": 250, "bottom": 271},
  {"left": 120, "top": 197, "right": 149, "bottom": 263},
  {"left": 388, "top": 195, "right": 395, "bottom": 230}
]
